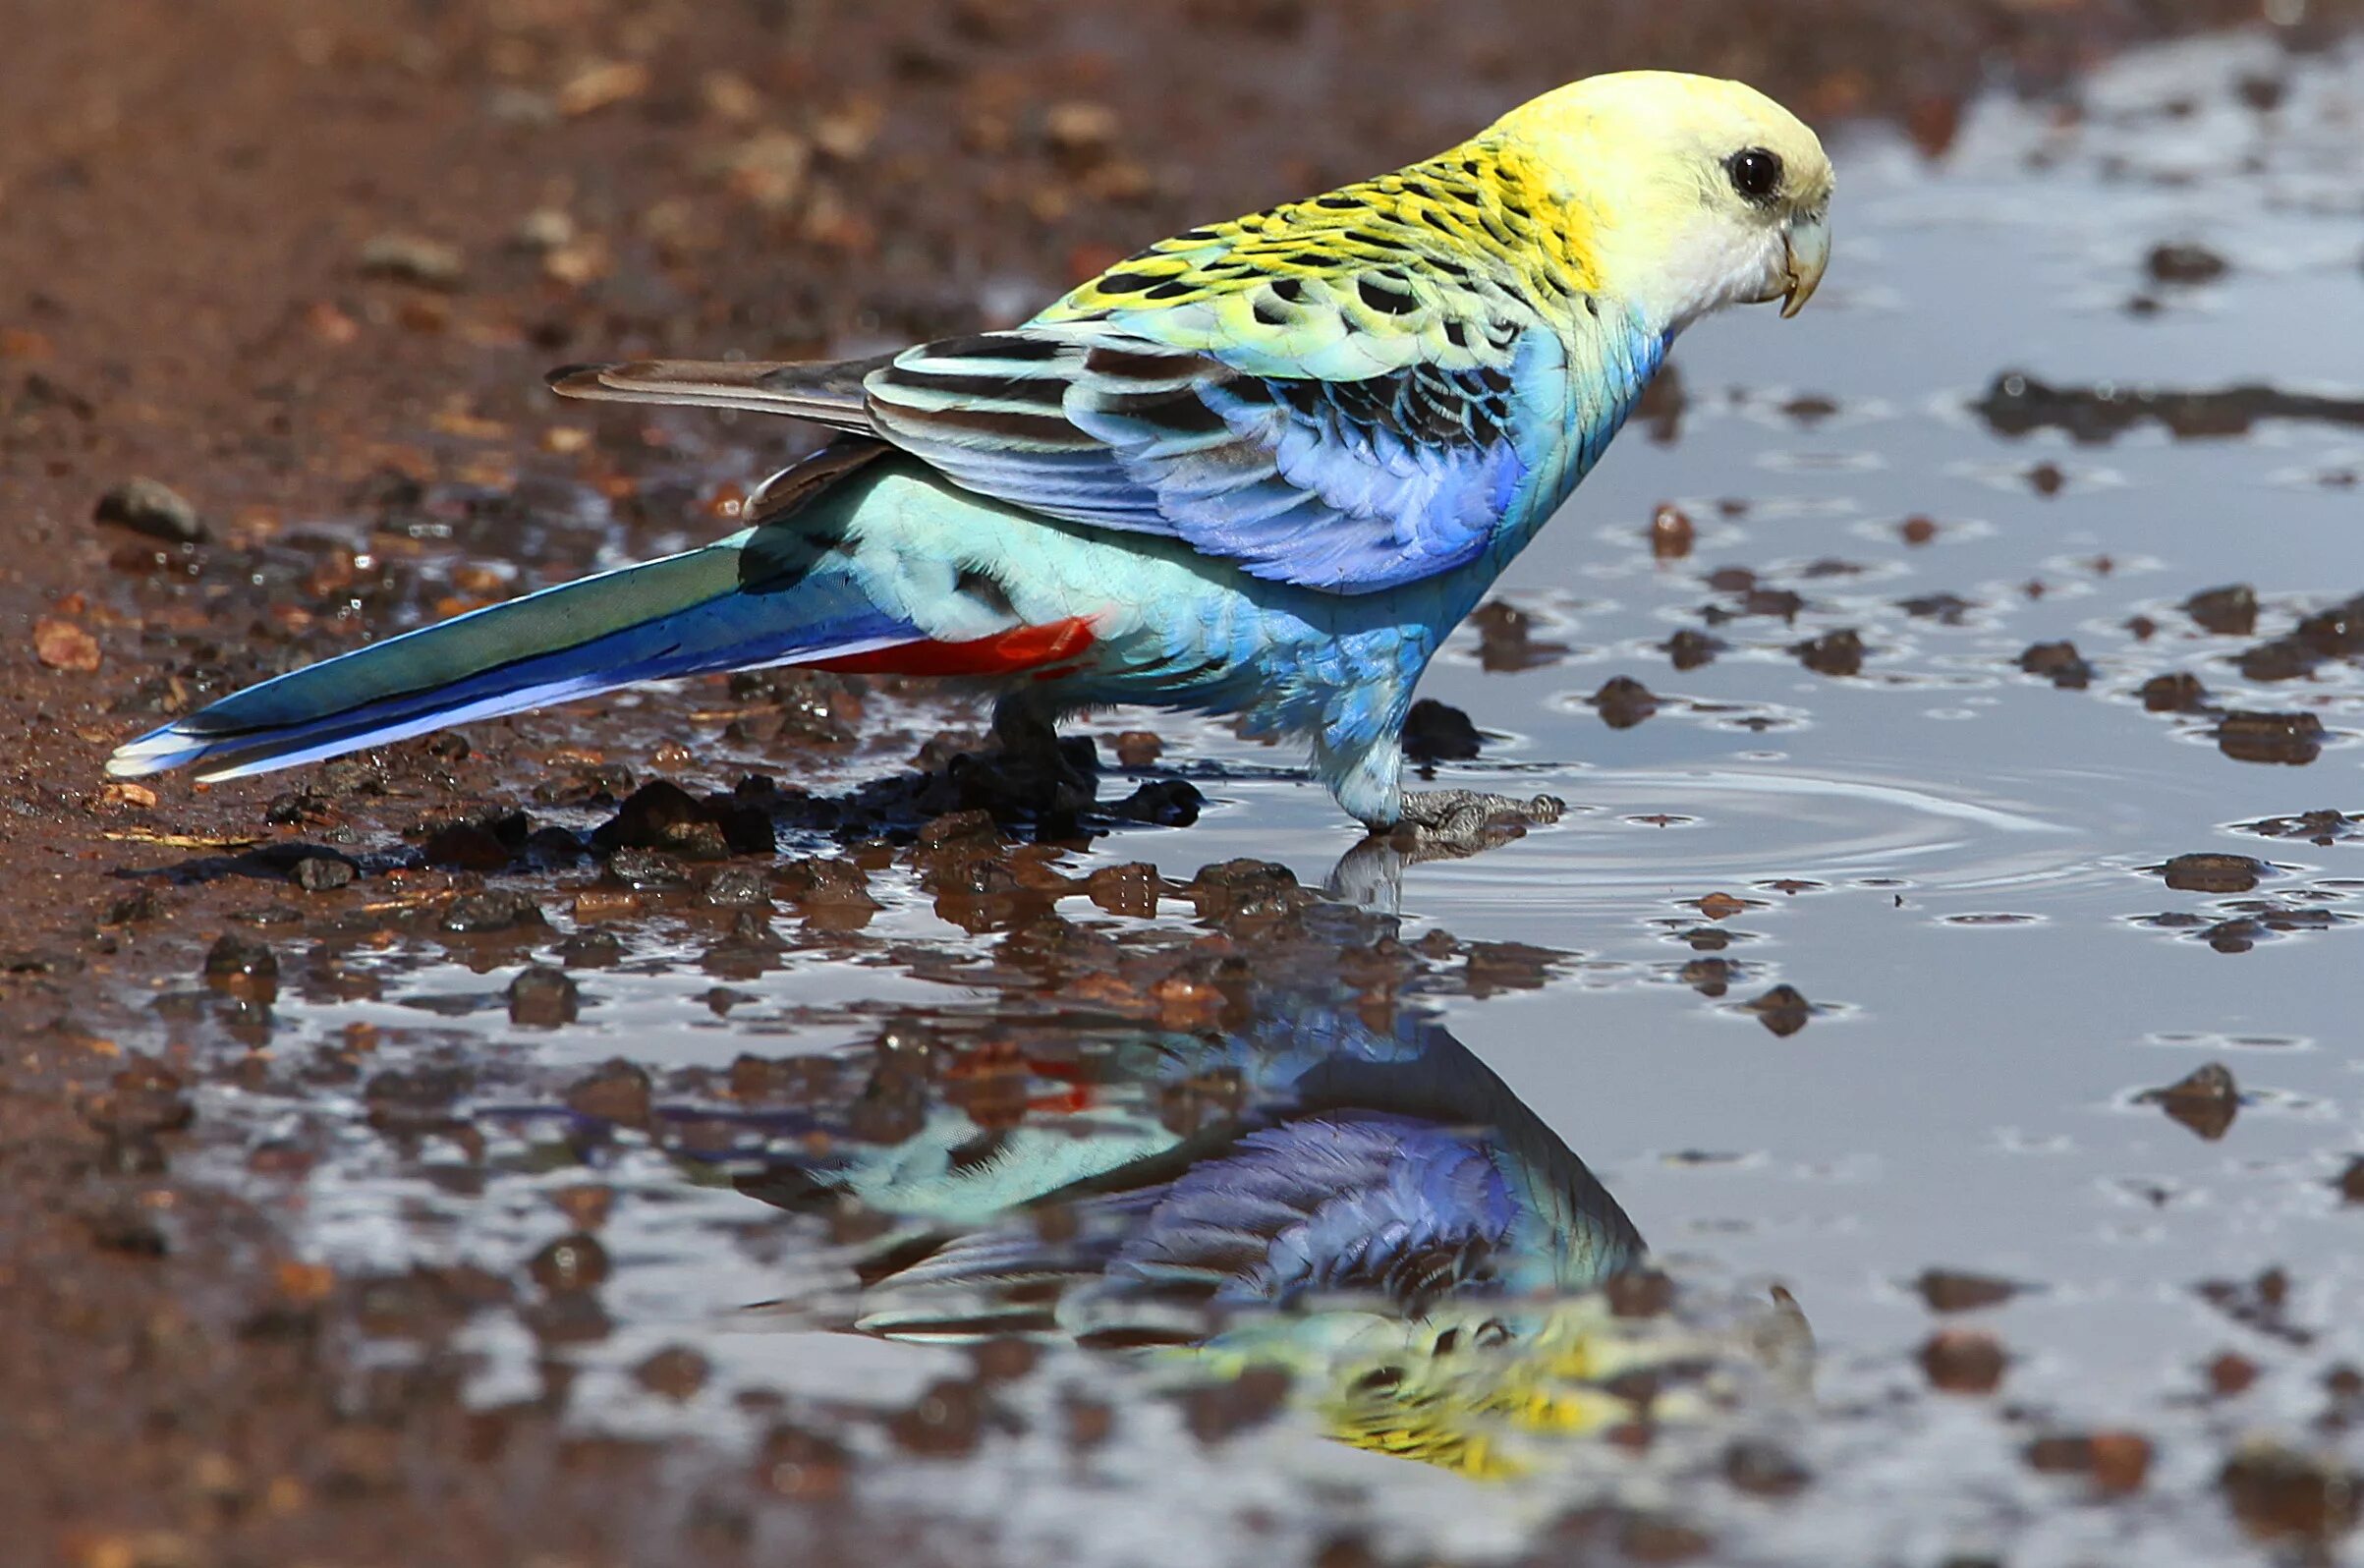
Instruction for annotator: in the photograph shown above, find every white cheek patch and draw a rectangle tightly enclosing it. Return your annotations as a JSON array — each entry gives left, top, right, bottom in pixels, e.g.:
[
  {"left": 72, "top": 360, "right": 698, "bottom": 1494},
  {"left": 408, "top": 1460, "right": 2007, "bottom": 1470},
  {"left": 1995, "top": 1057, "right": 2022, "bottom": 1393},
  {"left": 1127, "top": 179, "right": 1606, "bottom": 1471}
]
[{"left": 1648, "top": 223, "right": 1790, "bottom": 335}]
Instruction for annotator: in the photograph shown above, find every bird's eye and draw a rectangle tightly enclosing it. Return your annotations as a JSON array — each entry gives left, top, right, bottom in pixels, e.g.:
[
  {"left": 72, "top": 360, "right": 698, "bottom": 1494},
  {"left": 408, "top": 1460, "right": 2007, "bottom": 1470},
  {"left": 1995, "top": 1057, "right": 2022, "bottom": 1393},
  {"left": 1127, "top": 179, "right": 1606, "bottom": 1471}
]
[{"left": 1726, "top": 147, "right": 1783, "bottom": 202}]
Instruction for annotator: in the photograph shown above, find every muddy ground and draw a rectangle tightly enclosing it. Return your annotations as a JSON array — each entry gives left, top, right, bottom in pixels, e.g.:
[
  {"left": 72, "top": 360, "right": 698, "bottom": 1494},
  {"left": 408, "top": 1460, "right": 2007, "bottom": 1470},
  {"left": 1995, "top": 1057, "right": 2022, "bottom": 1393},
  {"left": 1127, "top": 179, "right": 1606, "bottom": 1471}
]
[{"left": 5, "top": 1, "right": 2363, "bottom": 1564}]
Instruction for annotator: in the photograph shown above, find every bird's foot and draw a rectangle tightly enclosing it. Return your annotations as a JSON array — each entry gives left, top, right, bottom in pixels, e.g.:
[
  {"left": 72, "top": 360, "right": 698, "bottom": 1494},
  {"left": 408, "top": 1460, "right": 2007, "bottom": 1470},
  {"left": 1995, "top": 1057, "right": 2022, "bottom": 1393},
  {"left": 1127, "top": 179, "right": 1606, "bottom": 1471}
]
[{"left": 1388, "top": 789, "right": 1565, "bottom": 852}]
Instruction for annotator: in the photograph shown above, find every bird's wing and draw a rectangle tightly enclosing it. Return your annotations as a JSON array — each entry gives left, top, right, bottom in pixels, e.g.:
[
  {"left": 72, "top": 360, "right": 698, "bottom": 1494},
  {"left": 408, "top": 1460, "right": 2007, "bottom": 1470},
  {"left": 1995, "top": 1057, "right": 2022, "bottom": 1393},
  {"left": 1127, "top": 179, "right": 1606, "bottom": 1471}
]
[
  {"left": 860, "top": 152, "right": 1663, "bottom": 593},
  {"left": 552, "top": 150, "right": 1663, "bottom": 593}
]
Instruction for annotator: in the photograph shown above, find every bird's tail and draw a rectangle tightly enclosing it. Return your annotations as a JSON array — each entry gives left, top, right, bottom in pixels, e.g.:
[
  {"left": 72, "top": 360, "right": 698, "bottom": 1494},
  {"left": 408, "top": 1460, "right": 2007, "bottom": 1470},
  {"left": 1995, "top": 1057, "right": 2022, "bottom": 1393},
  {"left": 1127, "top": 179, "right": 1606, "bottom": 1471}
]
[{"left": 107, "top": 500, "right": 918, "bottom": 785}]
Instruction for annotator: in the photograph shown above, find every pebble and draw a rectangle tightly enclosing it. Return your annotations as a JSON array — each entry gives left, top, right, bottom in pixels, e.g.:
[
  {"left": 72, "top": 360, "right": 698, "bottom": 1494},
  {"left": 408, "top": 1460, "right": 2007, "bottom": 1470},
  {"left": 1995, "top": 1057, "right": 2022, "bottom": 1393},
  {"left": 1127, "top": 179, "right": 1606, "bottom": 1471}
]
[
  {"left": 2160, "top": 853, "right": 2265, "bottom": 893},
  {"left": 93, "top": 476, "right": 207, "bottom": 543},
  {"left": 565, "top": 1059, "right": 652, "bottom": 1126},
  {"left": 202, "top": 932, "right": 279, "bottom": 999},
  {"left": 287, "top": 855, "right": 356, "bottom": 893},
  {"left": 1916, "top": 1269, "right": 2020, "bottom": 1313},
  {"left": 2139, "top": 672, "right": 2209, "bottom": 712},
  {"left": 1591, "top": 676, "right": 1660, "bottom": 728},
  {"left": 529, "top": 1233, "right": 610, "bottom": 1293},
  {"left": 2216, "top": 710, "right": 2325, "bottom": 766},
  {"left": 358, "top": 232, "right": 467, "bottom": 290},
  {"left": 440, "top": 889, "right": 546, "bottom": 933},
  {"left": 2220, "top": 1442, "right": 2360, "bottom": 1544},
  {"left": 1111, "top": 729, "right": 1163, "bottom": 766},
  {"left": 1402, "top": 699, "right": 1483, "bottom": 762},
  {"left": 1747, "top": 983, "right": 1813, "bottom": 1037},
  {"left": 2016, "top": 641, "right": 2093, "bottom": 689},
  {"left": 1650, "top": 503, "right": 1695, "bottom": 560},
  {"left": 1792, "top": 628, "right": 1865, "bottom": 676},
  {"left": 2183, "top": 583, "right": 2259, "bottom": 636},
  {"left": 507, "top": 965, "right": 580, "bottom": 1027},
  {"left": 2139, "top": 1061, "right": 2240, "bottom": 1141},
  {"left": 1920, "top": 1329, "right": 2007, "bottom": 1394},
  {"left": 2148, "top": 241, "right": 2230, "bottom": 285}
]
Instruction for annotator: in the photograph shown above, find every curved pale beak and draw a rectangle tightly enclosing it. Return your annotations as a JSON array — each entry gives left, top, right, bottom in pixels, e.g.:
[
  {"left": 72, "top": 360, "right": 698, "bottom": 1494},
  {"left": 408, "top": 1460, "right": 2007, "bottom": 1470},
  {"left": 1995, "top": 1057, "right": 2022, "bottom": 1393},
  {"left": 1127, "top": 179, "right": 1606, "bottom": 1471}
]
[{"left": 1779, "top": 212, "right": 1830, "bottom": 318}]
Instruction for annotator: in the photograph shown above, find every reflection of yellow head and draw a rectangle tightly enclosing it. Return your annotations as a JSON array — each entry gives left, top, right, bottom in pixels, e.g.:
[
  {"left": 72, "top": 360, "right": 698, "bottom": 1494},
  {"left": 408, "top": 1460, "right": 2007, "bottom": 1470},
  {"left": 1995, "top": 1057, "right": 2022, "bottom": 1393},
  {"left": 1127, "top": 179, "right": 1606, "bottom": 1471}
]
[
  {"left": 1321, "top": 1301, "right": 1649, "bottom": 1479},
  {"left": 1186, "top": 1286, "right": 1815, "bottom": 1479}
]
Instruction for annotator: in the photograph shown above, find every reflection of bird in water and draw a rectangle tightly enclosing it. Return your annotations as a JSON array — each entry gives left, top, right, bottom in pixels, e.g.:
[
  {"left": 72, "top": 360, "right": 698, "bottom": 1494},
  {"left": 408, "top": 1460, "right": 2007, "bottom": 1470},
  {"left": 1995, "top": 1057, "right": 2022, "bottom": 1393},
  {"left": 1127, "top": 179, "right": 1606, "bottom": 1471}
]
[{"left": 734, "top": 992, "right": 1810, "bottom": 1475}]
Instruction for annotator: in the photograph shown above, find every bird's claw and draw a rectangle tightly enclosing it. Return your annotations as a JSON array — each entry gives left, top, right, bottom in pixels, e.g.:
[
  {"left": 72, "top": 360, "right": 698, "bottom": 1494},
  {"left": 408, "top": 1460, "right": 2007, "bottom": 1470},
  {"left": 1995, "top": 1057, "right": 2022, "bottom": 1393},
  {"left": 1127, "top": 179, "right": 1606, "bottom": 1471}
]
[{"left": 1385, "top": 789, "right": 1565, "bottom": 853}]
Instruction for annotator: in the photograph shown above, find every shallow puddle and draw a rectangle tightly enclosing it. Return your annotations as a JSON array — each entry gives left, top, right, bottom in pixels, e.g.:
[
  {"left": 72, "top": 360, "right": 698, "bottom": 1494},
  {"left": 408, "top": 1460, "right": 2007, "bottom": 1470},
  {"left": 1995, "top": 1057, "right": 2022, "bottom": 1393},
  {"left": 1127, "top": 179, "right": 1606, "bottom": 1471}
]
[{"left": 155, "top": 29, "right": 2364, "bottom": 1567}]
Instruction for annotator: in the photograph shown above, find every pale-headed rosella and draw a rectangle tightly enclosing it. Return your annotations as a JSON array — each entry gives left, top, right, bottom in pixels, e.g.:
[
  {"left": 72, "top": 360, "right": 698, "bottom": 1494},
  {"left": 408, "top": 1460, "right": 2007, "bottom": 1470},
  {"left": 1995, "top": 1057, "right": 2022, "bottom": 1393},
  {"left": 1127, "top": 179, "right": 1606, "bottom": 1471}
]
[{"left": 111, "top": 71, "right": 1832, "bottom": 838}]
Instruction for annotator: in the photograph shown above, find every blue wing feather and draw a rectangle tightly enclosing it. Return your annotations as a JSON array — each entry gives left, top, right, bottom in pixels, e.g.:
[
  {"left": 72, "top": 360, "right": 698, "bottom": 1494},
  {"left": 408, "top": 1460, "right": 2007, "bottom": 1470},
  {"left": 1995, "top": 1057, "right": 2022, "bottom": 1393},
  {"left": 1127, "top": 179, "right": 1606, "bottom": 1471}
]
[{"left": 863, "top": 324, "right": 1612, "bottom": 593}]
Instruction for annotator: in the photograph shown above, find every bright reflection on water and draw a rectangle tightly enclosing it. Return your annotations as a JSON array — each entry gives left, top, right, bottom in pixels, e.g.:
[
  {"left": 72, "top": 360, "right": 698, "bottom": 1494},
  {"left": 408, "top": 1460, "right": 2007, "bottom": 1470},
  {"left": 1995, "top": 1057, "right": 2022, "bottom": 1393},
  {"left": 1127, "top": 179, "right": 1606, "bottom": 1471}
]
[{"left": 191, "top": 30, "right": 2364, "bottom": 1568}]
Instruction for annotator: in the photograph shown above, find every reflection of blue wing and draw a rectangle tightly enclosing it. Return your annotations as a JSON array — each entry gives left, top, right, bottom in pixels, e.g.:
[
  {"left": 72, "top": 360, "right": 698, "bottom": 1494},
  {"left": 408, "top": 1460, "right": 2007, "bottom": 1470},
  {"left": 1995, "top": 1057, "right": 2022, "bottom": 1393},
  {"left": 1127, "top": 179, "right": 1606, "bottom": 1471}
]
[
  {"left": 823, "top": 1003, "right": 1643, "bottom": 1344},
  {"left": 1105, "top": 1115, "right": 1519, "bottom": 1308}
]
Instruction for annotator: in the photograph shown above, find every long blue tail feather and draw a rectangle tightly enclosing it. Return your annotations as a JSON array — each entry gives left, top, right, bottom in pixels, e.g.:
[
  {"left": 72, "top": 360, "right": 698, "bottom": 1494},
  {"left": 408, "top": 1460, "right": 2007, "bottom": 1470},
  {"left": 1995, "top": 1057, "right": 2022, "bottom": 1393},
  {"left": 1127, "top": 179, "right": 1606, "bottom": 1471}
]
[{"left": 108, "top": 537, "right": 916, "bottom": 782}]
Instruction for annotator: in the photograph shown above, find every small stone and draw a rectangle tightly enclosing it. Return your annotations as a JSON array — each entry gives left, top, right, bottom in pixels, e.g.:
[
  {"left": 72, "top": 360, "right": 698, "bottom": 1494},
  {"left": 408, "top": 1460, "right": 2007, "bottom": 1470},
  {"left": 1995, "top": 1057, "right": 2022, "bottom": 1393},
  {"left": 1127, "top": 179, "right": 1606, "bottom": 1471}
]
[
  {"left": 2160, "top": 853, "right": 2265, "bottom": 893},
  {"left": 1106, "top": 778, "right": 1201, "bottom": 826},
  {"left": 2138, "top": 1061, "right": 2239, "bottom": 1141},
  {"left": 2026, "top": 1430, "right": 2153, "bottom": 1493},
  {"left": 202, "top": 932, "right": 279, "bottom": 999},
  {"left": 2183, "top": 583, "right": 2259, "bottom": 636},
  {"left": 288, "top": 855, "right": 356, "bottom": 893},
  {"left": 758, "top": 1424, "right": 850, "bottom": 1500},
  {"left": 2208, "top": 1350, "right": 2261, "bottom": 1397},
  {"left": 1747, "top": 983, "right": 1813, "bottom": 1037},
  {"left": 1916, "top": 1269, "right": 2020, "bottom": 1313},
  {"left": 1920, "top": 1329, "right": 2007, "bottom": 1394},
  {"left": 1791, "top": 629, "right": 1865, "bottom": 676},
  {"left": 1663, "top": 628, "right": 1720, "bottom": 671},
  {"left": 507, "top": 965, "right": 580, "bottom": 1027},
  {"left": 1722, "top": 1438, "right": 1811, "bottom": 1497},
  {"left": 421, "top": 823, "right": 516, "bottom": 870},
  {"left": 701, "top": 866, "right": 772, "bottom": 909},
  {"left": 2017, "top": 641, "right": 2092, "bottom": 689},
  {"left": 2335, "top": 1156, "right": 2364, "bottom": 1204},
  {"left": 93, "top": 476, "right": 206, "bottom": 543},
  {"left": 1111, "top": 730, "right": 1163, "bottom": 766},
  {"left": 636, "top": 1345, "right": 710, "bottom": 1401},
  {"left": 1402, "top": 699, "right": 1483, "bottom": 762},
  {"left": 556, "top": 58, "right": 649, "bottom": 117},
  {"left": 1650, "top": 503, "right": 1695, "bottom": 560},
  {"left": 565, "top": 1059, "right": 652, "bottom": 1126},
  {"left": 1086, "top": 862, "right": 1160, "bottom": 918},
  {"left": 1899, "top": 515, "right": 1939, "bottom": 545},
  {"left": 529, "top": 1233, "right": 610, "bottom": 1293},
  {"left": 1592, "top": 676, "right": 1660, "bottom": 729},
  {"left": 33, "top": 618, "right": 100, "bottom": 672},
  {"left": 441, "top": 889, "right": 546, "bottom": 933},
  {"left": 2220, "top": 1442, "right": 2361, "bottom": 1544},
  {"left": 2217, "top": 710, "right": 2325, "bottom": 766},
  {"left": 358, "top": 232, "right": 467, "bottom": 290},
  {"left": 2148, "top": 241, "right": 2229, "bottom": 286},
  {"left": 889, "top": 1377, "right": 986, "bottom": 1456},
  {"left": 1697, "top": 892, "right": 1748, "bottom": 921},
  {"left": 2140, "top": 672, "right": 2209, "bottom": 712}
]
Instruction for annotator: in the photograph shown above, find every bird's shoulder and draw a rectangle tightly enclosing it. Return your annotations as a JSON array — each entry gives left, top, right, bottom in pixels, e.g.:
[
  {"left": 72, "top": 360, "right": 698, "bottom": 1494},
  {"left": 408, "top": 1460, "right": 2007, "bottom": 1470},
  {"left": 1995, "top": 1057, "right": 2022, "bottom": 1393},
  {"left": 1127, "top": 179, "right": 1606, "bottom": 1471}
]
[{"left": 1030, "top": 140, "right": 1604, "bottom": 381}]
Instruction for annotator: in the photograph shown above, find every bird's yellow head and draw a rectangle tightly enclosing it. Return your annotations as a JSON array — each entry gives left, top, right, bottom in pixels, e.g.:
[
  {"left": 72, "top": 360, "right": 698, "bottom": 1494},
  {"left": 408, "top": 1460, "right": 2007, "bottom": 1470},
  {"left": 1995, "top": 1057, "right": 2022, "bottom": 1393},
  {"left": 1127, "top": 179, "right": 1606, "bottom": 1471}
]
[{"left": 1490, "top": 71, "right": 1833, "bottom": 333}]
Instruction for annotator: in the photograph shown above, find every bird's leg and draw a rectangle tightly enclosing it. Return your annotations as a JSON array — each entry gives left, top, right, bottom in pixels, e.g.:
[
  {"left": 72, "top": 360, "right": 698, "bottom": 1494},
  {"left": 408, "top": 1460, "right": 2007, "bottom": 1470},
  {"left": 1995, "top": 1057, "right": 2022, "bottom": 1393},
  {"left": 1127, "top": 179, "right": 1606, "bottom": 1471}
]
[
  {"left": 984, "top": 695, "right": 1098, "bottom": 814},
  {"left": 1389, "top": 788, "right": 1565, "bottom": 851}
]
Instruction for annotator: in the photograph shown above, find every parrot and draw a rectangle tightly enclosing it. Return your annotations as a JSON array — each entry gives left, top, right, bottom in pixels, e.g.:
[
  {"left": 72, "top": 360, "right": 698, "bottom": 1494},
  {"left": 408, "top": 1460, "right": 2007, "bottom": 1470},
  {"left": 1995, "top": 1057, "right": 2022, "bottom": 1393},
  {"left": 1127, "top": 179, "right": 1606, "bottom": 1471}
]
[{"left": 108, "top": 71, "right": 1833, "bottom": 840}]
